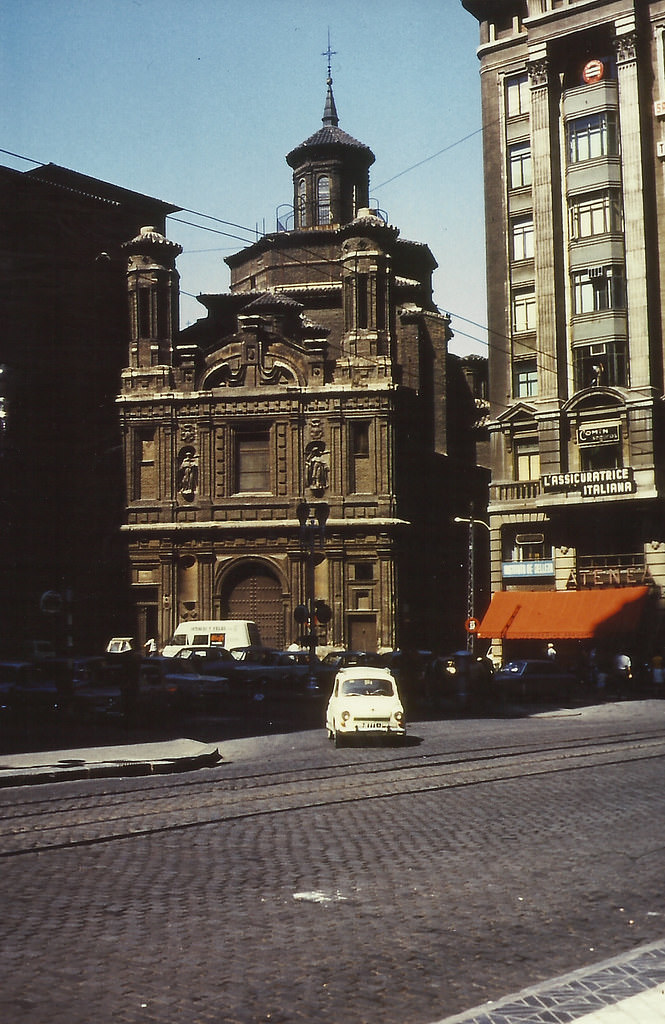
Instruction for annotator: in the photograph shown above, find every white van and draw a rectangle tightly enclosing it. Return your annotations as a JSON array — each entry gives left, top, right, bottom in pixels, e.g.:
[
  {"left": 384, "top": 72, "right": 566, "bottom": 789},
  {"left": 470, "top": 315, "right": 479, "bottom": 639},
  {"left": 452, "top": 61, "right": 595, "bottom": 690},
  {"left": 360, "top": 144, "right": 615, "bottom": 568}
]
[{"left": 161, "top": 620, "right": 261, "bottom": 658}]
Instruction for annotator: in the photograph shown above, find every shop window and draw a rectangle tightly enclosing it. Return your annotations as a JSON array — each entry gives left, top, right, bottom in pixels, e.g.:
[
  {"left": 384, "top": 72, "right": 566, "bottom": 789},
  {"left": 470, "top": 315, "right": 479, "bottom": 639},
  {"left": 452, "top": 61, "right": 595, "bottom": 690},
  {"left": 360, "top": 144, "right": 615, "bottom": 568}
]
[
  {"left": 512, "top": 289, "right": 536, "bottom": 333},
  {"left": 569, "top": 190, "right": 622, "bottom": 240},
  {"left": 572, "top": 266, "right": 625, "bottom": 314},
  {"left": 573, "top": 342, "right": 628, "bottom": 389},
  {"left": 514, "top": 359, "right": 538, "bottom": 398},
  {"left": 506, "top": 73, "right": 530, "bottom": 118},
  {"left": 503, "top": 530, "right": 548, "bottom": 563},
  {"left": 508, "top": 142, "right": 532, "bottom": 189},
  {"left": 236, "top": 430, "right": 271, "bottom": 492},
  {"left": 511, "top": 216, "right": 534, "bottom": 261},
  {"left": 567, "top": 111, "right": 618, "bottom": 163},
  {"left": 514, "top": 435, "right": 540, "bottom": 481}
]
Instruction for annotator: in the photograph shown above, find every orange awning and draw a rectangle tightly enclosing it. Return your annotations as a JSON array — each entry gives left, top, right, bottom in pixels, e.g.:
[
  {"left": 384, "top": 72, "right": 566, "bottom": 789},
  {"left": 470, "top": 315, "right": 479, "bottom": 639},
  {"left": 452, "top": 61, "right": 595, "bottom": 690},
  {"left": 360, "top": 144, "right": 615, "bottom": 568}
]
[{"left": 476, "top": 587, "right": 649, "bottom": 641}]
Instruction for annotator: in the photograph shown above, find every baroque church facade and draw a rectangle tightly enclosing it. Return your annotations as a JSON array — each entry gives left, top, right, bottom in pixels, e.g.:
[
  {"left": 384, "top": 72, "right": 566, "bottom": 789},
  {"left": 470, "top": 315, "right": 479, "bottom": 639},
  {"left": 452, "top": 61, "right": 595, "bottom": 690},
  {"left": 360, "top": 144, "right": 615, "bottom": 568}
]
[{"left": 118, "top": 80, "right": 486, "bottom": 652}]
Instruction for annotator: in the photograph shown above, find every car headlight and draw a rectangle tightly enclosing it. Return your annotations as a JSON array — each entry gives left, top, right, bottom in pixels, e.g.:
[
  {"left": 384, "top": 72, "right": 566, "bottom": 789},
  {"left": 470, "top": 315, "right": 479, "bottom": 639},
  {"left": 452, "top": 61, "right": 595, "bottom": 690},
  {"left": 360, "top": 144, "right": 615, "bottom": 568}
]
[
  {"left": 394, "top": 710, "right": 404, "bottom": 724},
  {"left": 341, "top": 710, "right": 350, "bottom": 723}
]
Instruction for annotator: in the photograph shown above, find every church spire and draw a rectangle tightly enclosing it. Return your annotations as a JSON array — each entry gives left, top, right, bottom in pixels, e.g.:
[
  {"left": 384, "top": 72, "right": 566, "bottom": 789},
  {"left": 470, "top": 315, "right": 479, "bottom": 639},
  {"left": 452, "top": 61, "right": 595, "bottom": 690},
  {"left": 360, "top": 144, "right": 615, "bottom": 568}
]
[{"left": 321, "top": 31, "right": 338, "bottom": 127}]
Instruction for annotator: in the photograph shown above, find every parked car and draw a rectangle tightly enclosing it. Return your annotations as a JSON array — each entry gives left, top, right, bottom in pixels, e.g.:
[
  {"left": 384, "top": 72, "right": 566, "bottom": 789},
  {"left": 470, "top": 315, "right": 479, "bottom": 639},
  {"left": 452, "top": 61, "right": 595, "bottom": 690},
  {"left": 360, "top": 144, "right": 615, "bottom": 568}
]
[
  {"left": 316, "top": 649, "right": 383, "bottom": 691},
  {"left": 105, "top": 637, "right": 138, "bottom": 655},
  {"left": 1, "top": 660, "right": 62, "bottom": 714},
  {"left": 423, "top": 651, "right": 494, "bottom": 707},
  {"left": 222, "top": 647, "right": 315, "bottom": 701},
  {"left": 137, "top": 656, "right": 230, "bottom": 714},
  {"left": 325, "top": 666, "right": 406, "bottom": 747},
  {"left": 492, "top": 659, "right": 578, "bottom": 704},
  {"left": 173, "top": 646, "right": 236, "bottom": 664},
  {"left": 71, "top": 660, "right": 127, "bottom": 719}
]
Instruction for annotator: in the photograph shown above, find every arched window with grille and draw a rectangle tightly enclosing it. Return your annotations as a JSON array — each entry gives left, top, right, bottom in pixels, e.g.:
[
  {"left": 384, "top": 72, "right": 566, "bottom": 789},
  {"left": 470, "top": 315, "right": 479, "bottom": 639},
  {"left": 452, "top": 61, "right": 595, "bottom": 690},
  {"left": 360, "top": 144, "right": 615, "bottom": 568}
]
[
  {"left": 297, "top": 178, "right": 308, "bottom": 228},
  {"left": 316, "top": 175, "right": 330, "bottom": 225}
]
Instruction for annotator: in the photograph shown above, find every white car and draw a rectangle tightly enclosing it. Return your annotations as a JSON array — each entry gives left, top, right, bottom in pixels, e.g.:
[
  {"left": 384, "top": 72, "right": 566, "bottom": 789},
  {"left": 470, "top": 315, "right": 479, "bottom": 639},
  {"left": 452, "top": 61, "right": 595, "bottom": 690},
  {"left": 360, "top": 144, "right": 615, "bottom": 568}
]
[{"left": 326, "top": 666, "right": 406, "bottom": 747}]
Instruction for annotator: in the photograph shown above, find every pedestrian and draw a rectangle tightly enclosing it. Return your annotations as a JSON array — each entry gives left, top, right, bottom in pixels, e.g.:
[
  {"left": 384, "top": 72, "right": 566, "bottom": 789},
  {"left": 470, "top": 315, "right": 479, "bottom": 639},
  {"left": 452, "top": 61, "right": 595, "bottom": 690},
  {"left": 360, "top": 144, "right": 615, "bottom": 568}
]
[
  {"left": 546, "top": 642, "right": 557, "bottom": 661},
  {"left": 612, "top": 651, "right": 631, "bottom": 699}
]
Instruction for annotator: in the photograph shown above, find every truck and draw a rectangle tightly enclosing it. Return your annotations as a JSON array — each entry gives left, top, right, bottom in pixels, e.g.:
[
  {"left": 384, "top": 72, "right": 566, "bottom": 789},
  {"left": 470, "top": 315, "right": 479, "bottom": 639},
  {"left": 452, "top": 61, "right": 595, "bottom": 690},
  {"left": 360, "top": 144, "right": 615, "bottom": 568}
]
[{"left": 161, "top": 620, "right": 261, "bottom": 658}]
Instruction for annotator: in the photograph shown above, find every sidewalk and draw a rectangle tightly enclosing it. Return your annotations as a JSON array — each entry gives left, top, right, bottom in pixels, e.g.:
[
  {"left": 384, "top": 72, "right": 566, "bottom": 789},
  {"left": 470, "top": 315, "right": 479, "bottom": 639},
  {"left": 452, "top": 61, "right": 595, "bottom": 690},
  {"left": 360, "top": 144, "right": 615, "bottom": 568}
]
[
  {"left": 432, "top": 938, "right": 665, "bottom": 1024},
  {"left": 0, "top": 738, "right": 221, "bottom": 787}
]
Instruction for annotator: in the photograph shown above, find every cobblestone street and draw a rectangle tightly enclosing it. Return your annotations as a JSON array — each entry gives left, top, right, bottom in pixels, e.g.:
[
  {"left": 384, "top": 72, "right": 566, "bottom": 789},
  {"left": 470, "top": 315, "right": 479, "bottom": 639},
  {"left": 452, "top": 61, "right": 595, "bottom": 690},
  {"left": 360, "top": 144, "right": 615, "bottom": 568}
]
[{"left": 0, "top": 704, "right": 664, "bottom": 1023}]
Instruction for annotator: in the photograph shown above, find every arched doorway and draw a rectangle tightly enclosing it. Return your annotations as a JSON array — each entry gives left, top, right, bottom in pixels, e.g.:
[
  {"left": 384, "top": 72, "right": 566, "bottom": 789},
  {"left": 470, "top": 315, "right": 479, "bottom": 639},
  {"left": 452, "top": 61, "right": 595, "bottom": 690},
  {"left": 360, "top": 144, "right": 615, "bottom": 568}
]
[{"left": 218, "top": 561, "right": 285, "bottom": 649}]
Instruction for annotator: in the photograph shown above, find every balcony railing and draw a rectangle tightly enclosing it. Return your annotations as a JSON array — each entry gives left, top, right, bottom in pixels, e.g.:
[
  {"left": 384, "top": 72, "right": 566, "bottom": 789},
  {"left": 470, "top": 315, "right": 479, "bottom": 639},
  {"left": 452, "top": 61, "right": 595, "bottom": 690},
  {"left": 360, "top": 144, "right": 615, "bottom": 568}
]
[{"left": 490, "top": 480, "right": 541, "bottom": 504}]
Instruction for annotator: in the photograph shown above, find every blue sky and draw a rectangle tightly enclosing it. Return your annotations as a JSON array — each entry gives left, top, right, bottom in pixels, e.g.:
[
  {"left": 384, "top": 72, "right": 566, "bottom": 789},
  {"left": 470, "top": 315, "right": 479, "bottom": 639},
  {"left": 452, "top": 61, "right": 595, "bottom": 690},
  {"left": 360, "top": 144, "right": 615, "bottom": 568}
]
[{"left": 1, "top": 0, "right": 487, "bottom": 354}]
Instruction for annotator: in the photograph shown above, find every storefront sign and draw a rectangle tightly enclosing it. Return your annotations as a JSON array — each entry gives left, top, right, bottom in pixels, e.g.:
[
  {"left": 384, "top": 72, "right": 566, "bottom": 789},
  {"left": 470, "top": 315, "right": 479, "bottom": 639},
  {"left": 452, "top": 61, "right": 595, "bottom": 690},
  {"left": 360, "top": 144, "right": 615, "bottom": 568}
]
[
  {"left": 583, "top": 59, "right": 605, "bottom": 84},
  {"left": 567, "top": 564, "right": 655, "bottom": 590},
  {"left": 502, "top": 560, "right": 555, "bottom": 578},
  {"left": 578, "top": 424, "right": 620, "bottom": 446},
  {"left": 542, "top": 467, "right": 635, "bottom": 497}
]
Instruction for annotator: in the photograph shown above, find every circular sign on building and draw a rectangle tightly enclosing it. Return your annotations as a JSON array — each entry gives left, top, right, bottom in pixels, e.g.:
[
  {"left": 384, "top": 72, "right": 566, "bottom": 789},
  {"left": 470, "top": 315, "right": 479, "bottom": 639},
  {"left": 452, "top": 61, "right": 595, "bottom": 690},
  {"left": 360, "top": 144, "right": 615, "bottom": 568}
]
[
  {"left": 582, "top": 59, "right": 605, "bottom": 84},
  {"left": 465, "top": 617, "right": 479, "bottom": 634}
]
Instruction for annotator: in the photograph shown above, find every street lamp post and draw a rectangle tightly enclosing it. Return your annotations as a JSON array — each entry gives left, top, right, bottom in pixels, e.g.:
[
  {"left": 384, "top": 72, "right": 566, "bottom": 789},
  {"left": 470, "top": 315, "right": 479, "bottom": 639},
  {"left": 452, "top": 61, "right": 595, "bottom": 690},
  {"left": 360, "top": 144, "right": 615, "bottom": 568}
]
[
  {"left": 297, "top": 500, "right": 329, "bottom": 692},
  {"left": 454, "top": 510, "right": 490, "bottom": 654}
]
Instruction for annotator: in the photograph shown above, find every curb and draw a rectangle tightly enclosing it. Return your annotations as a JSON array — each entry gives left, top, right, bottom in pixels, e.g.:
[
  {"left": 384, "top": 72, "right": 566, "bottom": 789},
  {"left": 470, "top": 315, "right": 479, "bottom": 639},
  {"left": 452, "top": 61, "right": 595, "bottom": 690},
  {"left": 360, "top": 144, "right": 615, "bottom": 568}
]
[{"left": 0, "top": 746, "right": 222, "bottom": 789}]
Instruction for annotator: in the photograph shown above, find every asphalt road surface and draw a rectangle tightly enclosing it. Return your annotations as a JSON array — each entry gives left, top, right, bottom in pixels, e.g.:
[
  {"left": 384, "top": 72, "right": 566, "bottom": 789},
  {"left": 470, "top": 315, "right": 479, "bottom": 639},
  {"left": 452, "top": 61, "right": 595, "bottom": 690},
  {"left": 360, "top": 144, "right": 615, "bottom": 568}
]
[{"left": 0, "top": 699, "right": 664, "bottom": 1024}]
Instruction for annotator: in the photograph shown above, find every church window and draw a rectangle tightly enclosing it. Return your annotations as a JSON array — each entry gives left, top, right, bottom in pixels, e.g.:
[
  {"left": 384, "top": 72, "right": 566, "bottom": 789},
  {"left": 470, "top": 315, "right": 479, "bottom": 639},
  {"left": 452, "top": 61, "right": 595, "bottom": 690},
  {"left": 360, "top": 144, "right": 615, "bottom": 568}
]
[
  {"left": 349, "top": 420, "right": 371, "bottom": 494},
  {"left": 356, "top": 273, "right": 369, "bottom": 329},
  {"left": 316, "top": 175, "right": 330, "bottom": 225},
  {"left": 137, "top": 288, "right": 152, "bottom": 339},
  {"left": 297, "top": 178, "right": 308, "bottom": 228},
  {"left": 136, "top": 430, "right": 157, "bottom": 499},
  {"left": 236, "top": 430, "right": 271, "bottom": 492}
]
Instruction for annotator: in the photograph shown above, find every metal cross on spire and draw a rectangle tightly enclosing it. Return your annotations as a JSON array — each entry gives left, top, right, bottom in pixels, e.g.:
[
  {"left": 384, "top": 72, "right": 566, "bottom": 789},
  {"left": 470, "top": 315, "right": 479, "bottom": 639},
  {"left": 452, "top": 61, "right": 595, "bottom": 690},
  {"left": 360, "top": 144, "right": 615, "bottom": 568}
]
[{"left": 322, "top": 29, "right": 336, "bottom": 82}]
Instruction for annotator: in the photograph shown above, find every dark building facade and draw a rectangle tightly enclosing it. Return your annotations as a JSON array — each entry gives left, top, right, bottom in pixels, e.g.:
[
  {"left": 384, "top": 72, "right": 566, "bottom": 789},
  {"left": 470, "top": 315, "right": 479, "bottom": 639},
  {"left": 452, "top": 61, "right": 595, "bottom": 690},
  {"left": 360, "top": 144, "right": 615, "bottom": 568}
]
[
  {"left": 118, "top": 81, "right": 487, "bottom": 653},
  {"left": 0, "top": 163, "right": 177, "bottom": 652},
  {"left": 463, "top": 0, "right": 665, "bottom": 663}
]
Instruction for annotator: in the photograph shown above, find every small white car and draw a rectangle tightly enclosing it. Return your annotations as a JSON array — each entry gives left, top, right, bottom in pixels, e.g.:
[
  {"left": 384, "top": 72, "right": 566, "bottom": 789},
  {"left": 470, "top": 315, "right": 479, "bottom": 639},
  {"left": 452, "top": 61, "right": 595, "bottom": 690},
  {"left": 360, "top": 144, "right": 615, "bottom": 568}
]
[{"left": 326, "top": 666, "right": 406, "bottom": 747}]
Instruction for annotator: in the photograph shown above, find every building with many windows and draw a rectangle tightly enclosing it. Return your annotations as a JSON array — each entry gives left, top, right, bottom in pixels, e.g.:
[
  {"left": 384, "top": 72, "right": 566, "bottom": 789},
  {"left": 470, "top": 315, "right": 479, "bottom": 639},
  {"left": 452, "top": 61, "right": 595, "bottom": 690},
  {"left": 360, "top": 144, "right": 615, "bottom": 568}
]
[
  {"left": 117, "top": 79, "right": 487, "bottom": 653},
  {"left": 463, "top": 0, "right": 665, "bottom": 664},
  {"left": 0, "top": 162, "right": 177, "bottom": 652}
]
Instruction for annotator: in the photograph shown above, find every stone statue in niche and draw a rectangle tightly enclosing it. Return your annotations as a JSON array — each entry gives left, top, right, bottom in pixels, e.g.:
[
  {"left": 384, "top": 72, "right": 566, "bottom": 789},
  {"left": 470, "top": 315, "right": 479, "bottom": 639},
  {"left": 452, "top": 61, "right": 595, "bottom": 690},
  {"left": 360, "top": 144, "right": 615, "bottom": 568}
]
[
  {"left": 305, "top": 440, "right": 329, "bottom": 493},
  {"left": 177, "top": 448, "right": 198, "bottom": 499}
]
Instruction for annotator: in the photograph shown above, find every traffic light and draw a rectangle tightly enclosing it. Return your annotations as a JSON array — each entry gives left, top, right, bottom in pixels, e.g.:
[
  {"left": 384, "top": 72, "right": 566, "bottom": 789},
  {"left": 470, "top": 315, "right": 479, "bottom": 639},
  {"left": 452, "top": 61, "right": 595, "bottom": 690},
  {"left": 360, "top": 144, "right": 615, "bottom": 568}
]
[
  {"left": 293, "top": 604, "right": 309, "bottom": 624},
  {"left": 314, "top": 600, "right": 332, "bottom": 625}
]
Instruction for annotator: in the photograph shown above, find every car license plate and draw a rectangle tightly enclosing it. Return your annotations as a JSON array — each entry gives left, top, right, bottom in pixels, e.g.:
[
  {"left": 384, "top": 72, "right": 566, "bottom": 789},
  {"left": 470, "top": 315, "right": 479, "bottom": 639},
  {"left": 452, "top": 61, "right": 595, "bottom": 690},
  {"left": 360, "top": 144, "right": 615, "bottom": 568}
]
[{"left": 358, "top": 721, "right": 386, "bottom": 730}]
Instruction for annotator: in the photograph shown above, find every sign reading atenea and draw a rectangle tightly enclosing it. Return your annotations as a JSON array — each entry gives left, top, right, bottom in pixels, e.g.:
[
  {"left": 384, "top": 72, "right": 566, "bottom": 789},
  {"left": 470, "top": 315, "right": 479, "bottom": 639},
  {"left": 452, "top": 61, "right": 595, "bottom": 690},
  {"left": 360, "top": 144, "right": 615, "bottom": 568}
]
[{"left": 542, "top": 468, "right": 635, "bottom": 498}]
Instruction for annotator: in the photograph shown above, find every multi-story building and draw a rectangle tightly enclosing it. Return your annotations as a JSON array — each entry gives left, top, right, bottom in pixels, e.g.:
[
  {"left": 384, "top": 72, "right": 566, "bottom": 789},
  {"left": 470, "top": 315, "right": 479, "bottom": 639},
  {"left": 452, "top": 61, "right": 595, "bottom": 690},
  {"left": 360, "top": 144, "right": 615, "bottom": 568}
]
[
  {"left": 462, "top": 0, "right": 665, "bottom": 663},
  {"left": 0, "top": 162, "right": 177, "bottom": 652},
  {"left": 118, "top": 78, "right": 487, "bottom": 652}
]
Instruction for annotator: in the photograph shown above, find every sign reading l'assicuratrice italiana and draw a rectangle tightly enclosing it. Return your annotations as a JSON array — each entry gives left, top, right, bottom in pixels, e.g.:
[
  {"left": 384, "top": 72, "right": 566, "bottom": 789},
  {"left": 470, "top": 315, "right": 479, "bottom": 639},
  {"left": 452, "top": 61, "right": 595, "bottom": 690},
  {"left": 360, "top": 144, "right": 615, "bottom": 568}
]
[{"left": 541, "top": 468, "right": 635, "bottom": 497}]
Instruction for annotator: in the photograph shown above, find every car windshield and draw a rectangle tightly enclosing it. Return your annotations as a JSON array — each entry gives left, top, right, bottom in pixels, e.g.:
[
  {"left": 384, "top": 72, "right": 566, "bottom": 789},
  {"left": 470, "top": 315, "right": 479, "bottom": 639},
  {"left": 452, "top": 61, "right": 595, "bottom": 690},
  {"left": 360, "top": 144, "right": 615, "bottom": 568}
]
[
  {"left": 341, "top": 678, "right": 394, "bottom": 697},
  {"left": 503, "top": 661, "right": 526, "bottom": 674}
]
